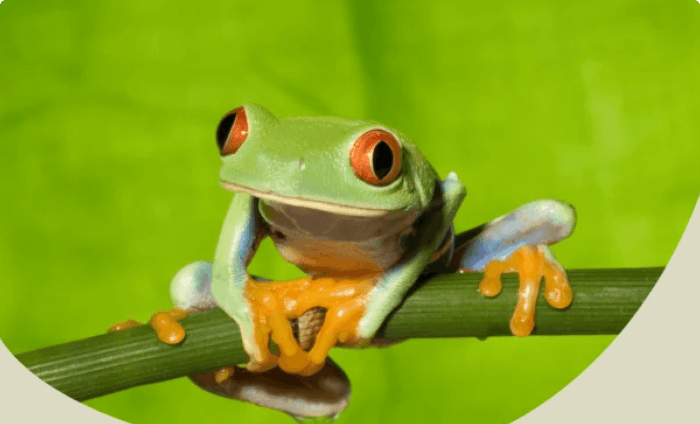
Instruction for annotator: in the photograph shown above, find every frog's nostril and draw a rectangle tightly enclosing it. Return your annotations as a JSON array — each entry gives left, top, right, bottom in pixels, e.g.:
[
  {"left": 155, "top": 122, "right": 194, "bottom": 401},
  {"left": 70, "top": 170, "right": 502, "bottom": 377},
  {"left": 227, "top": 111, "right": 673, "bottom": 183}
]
[{"left": 298, "top": 158, "right": 306, "bottom": 170}]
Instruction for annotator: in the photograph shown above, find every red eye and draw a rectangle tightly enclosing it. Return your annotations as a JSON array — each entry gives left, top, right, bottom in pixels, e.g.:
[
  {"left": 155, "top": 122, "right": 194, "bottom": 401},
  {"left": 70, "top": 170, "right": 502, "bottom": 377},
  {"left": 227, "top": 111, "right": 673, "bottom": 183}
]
[
  {"left": 216, "top": 106, "right": 249, "bottom": 156},
  {"left": 350, "top": 129, "right": 402, "bottom": 186}
]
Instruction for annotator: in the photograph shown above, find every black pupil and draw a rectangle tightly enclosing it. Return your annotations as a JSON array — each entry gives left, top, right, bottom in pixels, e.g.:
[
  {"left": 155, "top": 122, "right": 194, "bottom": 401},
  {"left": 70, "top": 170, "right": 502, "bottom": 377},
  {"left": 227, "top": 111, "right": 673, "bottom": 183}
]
[
  {"left": 372, "top": 141, "right": 394, "bottom": 180},
  {"left": 216, "top": 113, "right": 237, "bottom": 151}
]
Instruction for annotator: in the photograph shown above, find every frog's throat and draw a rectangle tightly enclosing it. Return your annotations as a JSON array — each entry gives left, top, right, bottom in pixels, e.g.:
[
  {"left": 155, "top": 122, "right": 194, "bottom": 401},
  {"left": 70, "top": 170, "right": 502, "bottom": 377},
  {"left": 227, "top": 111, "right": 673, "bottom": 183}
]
[{"left": 220, "top": 181, "right": 393, "bottom": 217}]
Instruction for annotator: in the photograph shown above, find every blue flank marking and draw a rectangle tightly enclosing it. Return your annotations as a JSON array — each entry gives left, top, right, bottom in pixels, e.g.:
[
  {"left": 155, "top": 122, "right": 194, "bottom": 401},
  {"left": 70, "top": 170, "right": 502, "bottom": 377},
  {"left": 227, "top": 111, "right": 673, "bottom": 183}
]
[
  {"left": 455, "top": 203, "right": 566, "bottom": 271},
  {"left": 458, "top": 241, "right": 521, "bottom": 272}
]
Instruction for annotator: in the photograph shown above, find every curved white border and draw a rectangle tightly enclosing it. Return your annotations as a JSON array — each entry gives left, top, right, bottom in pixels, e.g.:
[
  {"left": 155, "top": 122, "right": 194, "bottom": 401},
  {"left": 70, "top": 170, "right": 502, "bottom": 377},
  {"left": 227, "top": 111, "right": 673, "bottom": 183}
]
[
  {"left": 515, "top": 194, "right": 700, "bottom": 424},
  {"left": 0, "top": 338, "right": 126, "bottom": 423},
  {"left": 2, "top": 199, "right": 697, "bottom": 423}
]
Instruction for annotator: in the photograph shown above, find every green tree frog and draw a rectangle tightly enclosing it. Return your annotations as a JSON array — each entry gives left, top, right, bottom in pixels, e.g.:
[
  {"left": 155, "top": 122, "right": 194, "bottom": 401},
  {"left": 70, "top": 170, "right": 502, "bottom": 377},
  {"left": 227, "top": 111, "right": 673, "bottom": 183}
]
[{"left": 113, "top": 104, "right": 575, "bottom": 421}]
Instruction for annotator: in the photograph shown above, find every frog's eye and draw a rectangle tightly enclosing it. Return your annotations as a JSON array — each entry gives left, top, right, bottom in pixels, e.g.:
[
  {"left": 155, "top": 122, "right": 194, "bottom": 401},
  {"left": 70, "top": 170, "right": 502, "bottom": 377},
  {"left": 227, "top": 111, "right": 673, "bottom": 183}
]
[
  {"left": 350, "top": 129, "right": 402, "bottom": 186},
  {"left": 216, "top": 106, "right": 249, "bottom": 156}
]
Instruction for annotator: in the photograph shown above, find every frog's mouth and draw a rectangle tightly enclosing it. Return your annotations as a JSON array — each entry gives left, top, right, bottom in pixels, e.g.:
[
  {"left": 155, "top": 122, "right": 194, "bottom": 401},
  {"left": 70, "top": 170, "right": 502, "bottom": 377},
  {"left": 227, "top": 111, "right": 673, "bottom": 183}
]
[{"left": 220, "top": 181, "right": 392, "bottom": 217}]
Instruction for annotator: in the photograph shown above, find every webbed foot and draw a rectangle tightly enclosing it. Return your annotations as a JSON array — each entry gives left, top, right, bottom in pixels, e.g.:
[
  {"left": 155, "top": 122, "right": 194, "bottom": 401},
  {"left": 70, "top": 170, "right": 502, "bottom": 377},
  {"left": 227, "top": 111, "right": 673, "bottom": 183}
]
[
  {"left": 244, "top": 276, "right": 374, "bottom": 376},
  {"left": 471, "top": 245, "right": 572, "bottom": 336}
]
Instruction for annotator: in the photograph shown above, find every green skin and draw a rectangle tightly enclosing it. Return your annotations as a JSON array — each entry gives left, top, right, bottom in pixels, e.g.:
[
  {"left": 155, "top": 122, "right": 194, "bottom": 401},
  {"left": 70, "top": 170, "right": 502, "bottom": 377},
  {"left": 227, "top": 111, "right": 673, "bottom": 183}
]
[
  {"left": 169, "top": 104, "right": 573, "bottom": 419},
  {"left": 208, "top": 104, "right": 465, "bottom": 367}
]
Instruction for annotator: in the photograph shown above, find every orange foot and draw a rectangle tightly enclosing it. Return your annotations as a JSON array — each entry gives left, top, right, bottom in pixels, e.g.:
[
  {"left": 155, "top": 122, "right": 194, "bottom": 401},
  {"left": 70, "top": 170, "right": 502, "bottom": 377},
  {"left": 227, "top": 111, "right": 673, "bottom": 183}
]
[
  {"left": 214, "top": 366, "right": 237, "bottom": 384},
  {"left": 109, "top": 310, "right": 241, "bottom": 388},
  {"left": 108, "top": 308, "right": 190, "bottom": 344},
  {"left": 245, "top": 276, "right": 374, "bottom": 376},
  {"left": 469, "top": 245, "right": 573, "bottom": 337}
]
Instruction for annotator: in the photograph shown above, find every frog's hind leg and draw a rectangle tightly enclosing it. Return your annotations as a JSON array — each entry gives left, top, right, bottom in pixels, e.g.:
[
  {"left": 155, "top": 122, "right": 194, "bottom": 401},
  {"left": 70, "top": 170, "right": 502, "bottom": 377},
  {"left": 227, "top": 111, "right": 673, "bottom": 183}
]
[
  {"left": 451, "top": 199, "right": 576, "bottom": 337},
  {"left": 191, "top": 357, "right": 350, "bottom": 421},
  {"left": 171, "top": 262, "right": 351, "bottom": 421},
  {"left": 170, "top": 261, "right": 219, "bottom": 311}
]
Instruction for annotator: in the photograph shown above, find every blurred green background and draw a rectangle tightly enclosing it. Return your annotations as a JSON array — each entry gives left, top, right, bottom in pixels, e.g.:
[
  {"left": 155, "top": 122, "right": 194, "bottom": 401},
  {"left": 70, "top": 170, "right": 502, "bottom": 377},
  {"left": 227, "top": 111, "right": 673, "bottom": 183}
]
[{"left": 0, "top": 0, "right": 698, "bottom": 423}]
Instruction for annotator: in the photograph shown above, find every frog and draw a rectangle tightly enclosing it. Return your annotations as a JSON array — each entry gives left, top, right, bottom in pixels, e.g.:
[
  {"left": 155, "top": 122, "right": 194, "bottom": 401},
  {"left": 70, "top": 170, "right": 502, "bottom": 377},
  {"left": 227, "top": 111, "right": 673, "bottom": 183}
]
[{"left": 110, "top": 104, "right": 575, "bottom": 421}]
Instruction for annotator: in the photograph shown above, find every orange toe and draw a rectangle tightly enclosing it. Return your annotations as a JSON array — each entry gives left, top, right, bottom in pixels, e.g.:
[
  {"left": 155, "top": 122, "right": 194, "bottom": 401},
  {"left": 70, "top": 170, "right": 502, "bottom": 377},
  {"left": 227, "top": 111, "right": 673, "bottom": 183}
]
[
  {"left": 477, "top": 261, "right": 509, "bottom": 298},
  {"left": 543, "top": 262, "right": 573, "bottom": 309},
  {"left": 479, "top": 246, "right": 573, "bottom": 337},
  {"left": 244, "top": 276, "right": 374, "bottom": 376},
  {"left": 149, "top": 308, "right": 190, "bottom": 345},
  {"left": 108, "top": 319, "right": 141, "bottom": 333},
  {"left": 214, "top": 366, "right": 236, "bottom": 384}
]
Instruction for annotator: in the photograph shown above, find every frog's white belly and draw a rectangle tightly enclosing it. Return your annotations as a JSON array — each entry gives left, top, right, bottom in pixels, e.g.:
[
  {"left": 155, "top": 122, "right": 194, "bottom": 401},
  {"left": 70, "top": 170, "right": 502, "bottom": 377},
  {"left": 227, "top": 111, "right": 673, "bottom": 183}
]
[{"left": 260, "top": 201, "right": 420, "bottom": 278}]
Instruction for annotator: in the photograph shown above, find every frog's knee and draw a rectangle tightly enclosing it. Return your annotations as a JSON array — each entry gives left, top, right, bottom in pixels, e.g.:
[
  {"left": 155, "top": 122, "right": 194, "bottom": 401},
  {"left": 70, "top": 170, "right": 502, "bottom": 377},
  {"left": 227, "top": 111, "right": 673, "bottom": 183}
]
[
  {"left": 170, "top": 261, "right": 217, "bottom": 311},
  {"left": 441, "top": 172, "right": 467, "bottom": 208},
  {"left": 533, "top": 199, "right": 576, "bottom": 240}
]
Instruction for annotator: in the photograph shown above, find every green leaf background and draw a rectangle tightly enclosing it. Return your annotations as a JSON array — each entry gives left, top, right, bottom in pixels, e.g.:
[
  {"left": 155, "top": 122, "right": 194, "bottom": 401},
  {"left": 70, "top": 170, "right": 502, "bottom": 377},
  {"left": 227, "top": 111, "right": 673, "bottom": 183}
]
[{"left": 0, "top": 0, "right": 698, "bottom": 423}]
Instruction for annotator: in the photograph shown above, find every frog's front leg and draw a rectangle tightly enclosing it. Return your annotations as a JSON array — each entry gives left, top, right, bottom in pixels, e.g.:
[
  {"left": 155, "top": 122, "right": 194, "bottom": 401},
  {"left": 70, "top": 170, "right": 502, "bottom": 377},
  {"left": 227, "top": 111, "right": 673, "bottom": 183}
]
[
  {"left": 453, "top": 199, "right": 576, "bottom": 336},
  {"left": 357, "top": 173, "right": 467, "bottom": 341},
  {"left": 211, "top": 192, "right": 376, "bottom": 376},
  {"left": 245, "top": 276, "right": 375, "bottom": 376},
  {"left": 208, "top": 194, "right": 331, "bottom": 375},
  {"left": 209, "top": 193, "right": 287, "bottom": 371},
  {"left": 257, "top": 174, "right": 466, "bottom": 376}
]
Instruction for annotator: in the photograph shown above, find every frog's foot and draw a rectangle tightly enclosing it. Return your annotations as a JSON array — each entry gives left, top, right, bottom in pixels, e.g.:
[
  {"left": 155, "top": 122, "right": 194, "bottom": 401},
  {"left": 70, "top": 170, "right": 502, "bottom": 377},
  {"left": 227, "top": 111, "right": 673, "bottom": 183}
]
[
  {"left": 245, "top": 276, "right": 374, "bottom": 376},
  {"left": 190, "top": 357, "right": 351, "bottom": 420},
  {"left": 107, "top": 308, "right": 190, "bottom": 344},
  {"left": 473, "top": 245, "right": 572, "bottom": 337},
  {"left": 242, "top": 278, "right": 305, "bottom": 374}
]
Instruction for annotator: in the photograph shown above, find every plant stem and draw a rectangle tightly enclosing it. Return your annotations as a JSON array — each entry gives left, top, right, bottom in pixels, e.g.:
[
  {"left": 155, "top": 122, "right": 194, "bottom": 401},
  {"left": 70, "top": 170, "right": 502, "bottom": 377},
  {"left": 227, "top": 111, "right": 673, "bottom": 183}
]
[{"left": 15, "top": 267, "right": 661, "bottom": 402}]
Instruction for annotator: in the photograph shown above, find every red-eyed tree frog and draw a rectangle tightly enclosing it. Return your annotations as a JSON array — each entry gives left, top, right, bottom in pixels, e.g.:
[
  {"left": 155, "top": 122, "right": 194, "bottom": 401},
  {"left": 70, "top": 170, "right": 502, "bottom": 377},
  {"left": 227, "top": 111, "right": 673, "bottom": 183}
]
[{"left": 111, "top": 104, "right": 575, "bottom": 422}]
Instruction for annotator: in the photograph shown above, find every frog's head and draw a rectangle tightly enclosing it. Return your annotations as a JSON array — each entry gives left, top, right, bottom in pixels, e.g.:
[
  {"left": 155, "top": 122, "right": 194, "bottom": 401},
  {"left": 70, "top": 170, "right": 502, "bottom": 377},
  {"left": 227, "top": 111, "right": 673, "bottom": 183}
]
[{"left": 215, "top": 104, "right": 439, "bottom": 216}]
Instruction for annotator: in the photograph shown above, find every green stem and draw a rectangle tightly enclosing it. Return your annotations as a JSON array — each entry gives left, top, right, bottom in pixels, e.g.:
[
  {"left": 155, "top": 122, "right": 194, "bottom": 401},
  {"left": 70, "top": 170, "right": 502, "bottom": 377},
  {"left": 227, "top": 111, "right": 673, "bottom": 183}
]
[{"left": 15, "top": 267, "right": 661, "bottom": 402}]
